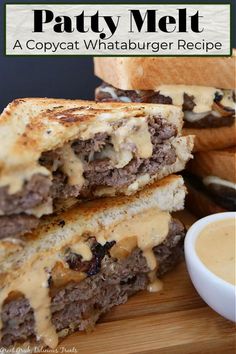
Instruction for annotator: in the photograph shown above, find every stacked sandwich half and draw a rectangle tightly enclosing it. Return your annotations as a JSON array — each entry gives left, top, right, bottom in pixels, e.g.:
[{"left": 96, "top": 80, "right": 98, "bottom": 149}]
[
  {"left": 0, "top": 98, "right": 193, "bottom": 349},
  {"left": 95, "top": 53, "right": 235, "bottom": 216}
]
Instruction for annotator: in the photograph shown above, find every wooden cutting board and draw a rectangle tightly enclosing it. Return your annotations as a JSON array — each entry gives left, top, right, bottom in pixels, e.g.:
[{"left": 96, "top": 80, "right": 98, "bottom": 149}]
[{"left": 54, "top": 211, "right": 235, "bottom": 354}]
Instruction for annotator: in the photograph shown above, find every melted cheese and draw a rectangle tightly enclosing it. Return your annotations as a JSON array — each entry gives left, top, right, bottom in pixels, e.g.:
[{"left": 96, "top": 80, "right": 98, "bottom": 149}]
[
  {"left": 112, "top": 118, "right": 153, "bottom": 165},
  {"left": 220, "top": 90, "right": 236, "bottom": 110},
  {"left": 70, "top": 242, "right": 93, "bottom": 261},
  {"left": 26, "top": 199, "right": 53, "bottom": 218},
  {"left": 99, "top": 86, "right": 132, "bottom": 103},
  {"left": 94, "top": 145, "right": 133, "bottom": 169},
  {"left": 100, "top": 85, "right": 235, "bottom": 122},
  {"left": 0, "top": 164, "right": 50, "bottom": 195},
  {"left": 203, "top": 176, "right": 236, "bottom": 190},
  {"left": 184, "top": 110, "right": 216, "bottom": 123},
  {"left": 61, "top": 144, "right": 85, "bottom": 187},
  {"left": 157, "top": 85, "right": 218, "bottom": 114},
  {"left": 99, "top": 86, "right": 120, "bottom": 100}
]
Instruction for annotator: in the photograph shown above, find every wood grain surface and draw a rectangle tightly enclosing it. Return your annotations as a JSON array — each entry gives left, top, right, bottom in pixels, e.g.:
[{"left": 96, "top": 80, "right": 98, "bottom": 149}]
[{"left": 49, "top": 211, "right": 236, "bottom": 353}]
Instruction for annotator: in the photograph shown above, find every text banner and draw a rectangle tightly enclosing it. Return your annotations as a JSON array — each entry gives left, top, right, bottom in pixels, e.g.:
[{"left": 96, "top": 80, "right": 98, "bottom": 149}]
[{"left": 6, "top": 4, "right": 231, "bottom": 56}]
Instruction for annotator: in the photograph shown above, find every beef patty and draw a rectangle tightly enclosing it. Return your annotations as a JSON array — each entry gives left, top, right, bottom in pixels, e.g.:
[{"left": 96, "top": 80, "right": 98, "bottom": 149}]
[
  {"left": 0, "top": 116, "right": 177, "bottom": 240},
  {"left": 0, "top": 219, "right": 184, "bottom": 347}
]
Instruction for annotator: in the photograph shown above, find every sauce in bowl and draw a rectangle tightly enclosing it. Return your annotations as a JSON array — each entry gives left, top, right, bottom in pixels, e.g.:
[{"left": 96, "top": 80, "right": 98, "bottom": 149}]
[{"left": 196, "top": 218, "right": 235, "bottom": 285}]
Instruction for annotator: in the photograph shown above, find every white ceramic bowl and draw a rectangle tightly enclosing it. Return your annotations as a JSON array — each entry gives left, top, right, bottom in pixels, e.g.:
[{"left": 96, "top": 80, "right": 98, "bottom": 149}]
[{"left": 184, "top": 212, "right": 236, "bottom": 322}]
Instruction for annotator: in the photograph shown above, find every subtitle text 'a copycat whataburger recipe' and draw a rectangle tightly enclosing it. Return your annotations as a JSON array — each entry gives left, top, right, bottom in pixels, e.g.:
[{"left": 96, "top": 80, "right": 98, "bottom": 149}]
[{"left": 0, "top": 98, "right": 193, "bottom": 349}]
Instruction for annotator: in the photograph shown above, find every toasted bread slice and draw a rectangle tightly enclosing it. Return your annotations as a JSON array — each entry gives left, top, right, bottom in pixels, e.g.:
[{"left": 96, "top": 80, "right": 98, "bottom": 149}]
[{"left": 94, "top": 52, "right": 236, "bottom": 90}]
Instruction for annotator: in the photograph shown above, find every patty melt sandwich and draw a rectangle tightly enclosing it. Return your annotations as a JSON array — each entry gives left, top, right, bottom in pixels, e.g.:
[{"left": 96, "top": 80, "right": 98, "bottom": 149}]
[
  {"left": 0, "top": 98, "right": 193, "bottom": 240},
  {"left": 0, "top": 175, "right": 186, "bottom": 349},
  {"left": 185, "top": 147, "right": 236, "bottom": 216},
  {"left": 94, "top": 54, "right": 236, "bottom": 152}
]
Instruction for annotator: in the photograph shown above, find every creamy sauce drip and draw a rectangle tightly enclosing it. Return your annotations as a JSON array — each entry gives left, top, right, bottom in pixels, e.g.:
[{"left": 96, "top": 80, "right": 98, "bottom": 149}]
[
  {"left": 147, "top": 271, "right": 163, "bottom": 293},
  {"left": 61, "top": 144, "right": 85, "bottom": 187},
  {"left": 0, "top": 258, "right": 59, "bottom": 348},
  {"left": 147, "top": 279, "right": 163, "bottom": 292},
  {"left": 196, "top": 218, "right": 236, "bottom": 285}
]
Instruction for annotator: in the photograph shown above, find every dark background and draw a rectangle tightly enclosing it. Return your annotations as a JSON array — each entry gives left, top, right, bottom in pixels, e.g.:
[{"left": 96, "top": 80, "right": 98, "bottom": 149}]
[{"left": 0, "top": 0, "right": 235, "bottom": 112}]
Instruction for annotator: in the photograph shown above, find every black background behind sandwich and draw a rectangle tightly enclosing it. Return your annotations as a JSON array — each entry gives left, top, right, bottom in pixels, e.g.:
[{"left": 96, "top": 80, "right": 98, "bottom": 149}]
[{"left": 0, "top": 0, "right": 235, "bottom": 112}]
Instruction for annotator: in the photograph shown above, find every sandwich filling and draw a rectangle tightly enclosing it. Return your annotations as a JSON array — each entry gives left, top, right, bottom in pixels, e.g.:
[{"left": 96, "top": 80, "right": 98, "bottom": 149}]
[
  {"left": 184, "top": 173, "right": 236, "bottom": 211},
  {"left": 0, "top": 115, "right": 188, "bottom": 240},
  {"left": 0, "top": 218, "right": 185, "bottom": 348},
  {"left": 202, "top": 176, "right": 236, "bottom": 210},
  {"left": 96, "top": 83, "right": 236, "bottom": 128}
]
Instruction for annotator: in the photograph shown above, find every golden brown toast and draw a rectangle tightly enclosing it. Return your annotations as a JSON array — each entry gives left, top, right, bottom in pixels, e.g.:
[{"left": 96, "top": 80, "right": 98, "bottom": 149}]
[{"left": 94, "top": 52, "right": 236, "bottom": 90}]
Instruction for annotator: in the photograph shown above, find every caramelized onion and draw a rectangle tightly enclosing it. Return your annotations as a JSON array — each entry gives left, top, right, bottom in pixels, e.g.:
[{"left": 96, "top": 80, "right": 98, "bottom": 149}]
[{"left": 51, "top": 262, "right": 86, "bottom": 289}]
